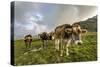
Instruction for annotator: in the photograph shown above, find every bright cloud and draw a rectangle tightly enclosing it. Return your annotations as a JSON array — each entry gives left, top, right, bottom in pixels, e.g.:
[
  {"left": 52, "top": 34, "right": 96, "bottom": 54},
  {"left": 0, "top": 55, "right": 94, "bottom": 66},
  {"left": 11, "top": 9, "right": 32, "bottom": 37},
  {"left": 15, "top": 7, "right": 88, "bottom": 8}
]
[
  {"left": 24, "top": 21, "right": 48, "bottom": 33},
  {"left": 14, "top": 11, "right": 48, "bottom": 39}
]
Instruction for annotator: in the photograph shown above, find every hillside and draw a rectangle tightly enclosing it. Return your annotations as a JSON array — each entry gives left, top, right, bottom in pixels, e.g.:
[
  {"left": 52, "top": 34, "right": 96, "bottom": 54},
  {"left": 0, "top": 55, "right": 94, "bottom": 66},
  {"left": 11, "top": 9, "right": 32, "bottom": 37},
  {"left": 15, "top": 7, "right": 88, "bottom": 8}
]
[{"left": 79, "top": 15, "right": 97, "bottom": 32}]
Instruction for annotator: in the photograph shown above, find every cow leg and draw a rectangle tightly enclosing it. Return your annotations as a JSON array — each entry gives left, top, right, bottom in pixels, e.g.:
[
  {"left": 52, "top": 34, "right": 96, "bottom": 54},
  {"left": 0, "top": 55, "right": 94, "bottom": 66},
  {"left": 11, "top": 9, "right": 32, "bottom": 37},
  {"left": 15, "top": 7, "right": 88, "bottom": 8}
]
[
  {"left": 65, "top": 40, "right": 71, "bottom": 56},
  {"left": 44, "top": 40, "right": 47, "bottom": 49},
  {"left": 44, "top": 40, "right": 46, "bottom": 49},
  {"left": 45, "top": 40, "right": 48, "bottom": 48},
  {"left": 27, "top": 42, "right": 30, "bottom": 48},
  {"left": 60, "top": 39, "right": 64, "bottom": 56},
  {"left": 29, "top": 41, "right": 31, "bottom": 48},
  {"left": 66, "top": 45, "right": 69, "bottom": 56},
  {"left": 25, "top": 44, "right": 27, "bottom": 48},
  {"left": 24, "top": 40, "right": 27, "bottom": 48},
  {"left": 55, "top": 39, "right": 60, "bottom": 51},
  {"left": 25, "top": 42, "right": 28, "bottom": 48},
  {"left": 28, "top": 42, "right": 29, "bottom": 48},
  {"left": 42, "top": 40, "right": 45, "bottom": 49},
  {"left": 54, "top": 39, "right": 57, "bottom": 50},
  {"left": 30, "top": 42, "right": 31, "bottom": 48}
]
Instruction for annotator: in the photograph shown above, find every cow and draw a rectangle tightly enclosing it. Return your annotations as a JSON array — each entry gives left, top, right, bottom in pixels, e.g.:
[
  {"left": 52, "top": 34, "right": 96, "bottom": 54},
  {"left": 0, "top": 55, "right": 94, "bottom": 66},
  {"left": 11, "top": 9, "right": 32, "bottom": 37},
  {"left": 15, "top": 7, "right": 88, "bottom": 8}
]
[
  {"left": 54, "top": 23, "right": 84, "bottom": 56},
  {"left": 24, "top": 34, "right": 32, "bottom": 48},
  {"left": 54, "top": 24, "right": 73, "bottom": 56},
  {"left": 38, "top": 32, "right": 50, "bottom": 49},
  {"left": 38, "top": 31, "right": 55, "bottom": 49}
]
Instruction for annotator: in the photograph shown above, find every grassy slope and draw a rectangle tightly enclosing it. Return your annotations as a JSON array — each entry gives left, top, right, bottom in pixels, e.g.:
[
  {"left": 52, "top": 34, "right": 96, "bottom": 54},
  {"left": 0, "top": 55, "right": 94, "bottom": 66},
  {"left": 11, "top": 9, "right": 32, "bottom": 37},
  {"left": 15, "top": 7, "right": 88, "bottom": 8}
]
[{"left": 14, "top": 32, "right": 97, "bottom": 66}]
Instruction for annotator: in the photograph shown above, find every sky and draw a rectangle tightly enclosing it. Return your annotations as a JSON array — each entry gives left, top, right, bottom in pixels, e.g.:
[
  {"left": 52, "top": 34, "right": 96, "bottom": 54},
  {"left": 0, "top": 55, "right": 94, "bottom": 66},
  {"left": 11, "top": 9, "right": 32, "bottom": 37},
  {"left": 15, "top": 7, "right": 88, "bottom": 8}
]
[{"left": 13, "top": 1, "right": 97, "bottom": 39}]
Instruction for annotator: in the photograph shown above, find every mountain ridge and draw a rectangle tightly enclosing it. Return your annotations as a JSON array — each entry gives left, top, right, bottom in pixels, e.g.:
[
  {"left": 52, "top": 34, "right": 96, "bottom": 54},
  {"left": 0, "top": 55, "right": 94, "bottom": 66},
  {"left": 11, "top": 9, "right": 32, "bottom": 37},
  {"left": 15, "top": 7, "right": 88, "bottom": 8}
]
[{"left": 77, "top": 15, "right": 97, "bottom": 32}]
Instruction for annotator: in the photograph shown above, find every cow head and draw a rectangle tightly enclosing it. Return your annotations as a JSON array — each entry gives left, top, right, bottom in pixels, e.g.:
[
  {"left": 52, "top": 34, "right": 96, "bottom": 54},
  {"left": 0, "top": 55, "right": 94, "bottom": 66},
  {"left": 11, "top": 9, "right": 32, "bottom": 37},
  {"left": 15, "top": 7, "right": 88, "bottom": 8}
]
[{"left": 72, "top": 23, "right": 83, "bottom": 45}]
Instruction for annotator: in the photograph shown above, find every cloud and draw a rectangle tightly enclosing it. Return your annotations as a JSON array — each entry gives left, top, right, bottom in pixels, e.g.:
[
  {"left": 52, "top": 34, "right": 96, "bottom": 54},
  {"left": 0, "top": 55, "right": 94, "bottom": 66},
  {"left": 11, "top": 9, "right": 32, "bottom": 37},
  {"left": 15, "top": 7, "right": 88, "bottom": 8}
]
[
  {"left": 14, "top": 12, "right": 49, "bottom": 39},
  {"left": 14, "top": 2, "right": 97, "bottom": 39},
  {"left": 24, "top": 21, "right": 48, "bottom": 33},
  {"left": 14, "top": 20, "right": 49, "bottom": 39},
  {"left": 53, "top": 5, "right": 97, "bottom": 26},
  {"left": 55, "top": 5, "right": 80, "bottom": 25},
  {"left": 23, "top": 12, "right": 46, "bottom": 31}
]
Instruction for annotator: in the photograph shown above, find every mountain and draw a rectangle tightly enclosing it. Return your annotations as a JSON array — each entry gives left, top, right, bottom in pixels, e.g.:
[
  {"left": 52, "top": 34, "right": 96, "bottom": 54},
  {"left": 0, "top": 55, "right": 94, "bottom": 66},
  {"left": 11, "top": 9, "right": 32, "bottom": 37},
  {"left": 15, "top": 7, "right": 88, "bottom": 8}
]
[{"left": 79, "top": 15, "right": 97, "bottom": 32}]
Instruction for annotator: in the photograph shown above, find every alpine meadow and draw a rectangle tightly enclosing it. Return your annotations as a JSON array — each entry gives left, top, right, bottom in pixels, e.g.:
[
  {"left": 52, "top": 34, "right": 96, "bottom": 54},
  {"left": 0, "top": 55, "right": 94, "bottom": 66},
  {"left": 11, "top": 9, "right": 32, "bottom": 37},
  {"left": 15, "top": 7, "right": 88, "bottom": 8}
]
[{"left": 11, "top": 1, "right": 97, "bottom": 66}]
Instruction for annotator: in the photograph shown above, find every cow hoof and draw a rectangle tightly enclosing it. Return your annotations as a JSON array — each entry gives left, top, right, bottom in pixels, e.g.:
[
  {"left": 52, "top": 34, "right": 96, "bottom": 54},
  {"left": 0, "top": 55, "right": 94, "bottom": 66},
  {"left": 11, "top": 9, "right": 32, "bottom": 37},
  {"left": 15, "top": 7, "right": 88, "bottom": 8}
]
[
  {"left": 66, "top": 53, "right": 69, "bottom": 56},
  {"left": 60, "top": 54, "right": 63, "bottom": 57}
]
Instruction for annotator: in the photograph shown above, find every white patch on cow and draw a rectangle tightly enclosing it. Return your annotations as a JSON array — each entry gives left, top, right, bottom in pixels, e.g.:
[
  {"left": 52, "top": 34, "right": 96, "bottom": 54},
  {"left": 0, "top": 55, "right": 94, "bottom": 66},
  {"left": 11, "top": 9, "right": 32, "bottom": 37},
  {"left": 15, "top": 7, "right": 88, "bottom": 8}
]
[
  {"left": 66, "top": 47, "right": 69, "bottom": 56},
  {"left": 52, "top": 36, "right": 55, "bottom": 40}
]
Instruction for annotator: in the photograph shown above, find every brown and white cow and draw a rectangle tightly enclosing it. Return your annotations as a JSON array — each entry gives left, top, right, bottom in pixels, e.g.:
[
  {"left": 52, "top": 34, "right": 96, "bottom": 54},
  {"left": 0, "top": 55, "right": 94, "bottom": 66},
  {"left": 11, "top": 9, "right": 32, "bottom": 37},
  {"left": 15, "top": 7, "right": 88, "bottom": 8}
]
[
  {"left": 24, "top": 34, "right": 32, "bottom": 48},
  {"left": 54, "top": 24, "right": 73, "bottom": 56},
  {"left": 54, "top": 23, "right": 83, "bottom": 56}
]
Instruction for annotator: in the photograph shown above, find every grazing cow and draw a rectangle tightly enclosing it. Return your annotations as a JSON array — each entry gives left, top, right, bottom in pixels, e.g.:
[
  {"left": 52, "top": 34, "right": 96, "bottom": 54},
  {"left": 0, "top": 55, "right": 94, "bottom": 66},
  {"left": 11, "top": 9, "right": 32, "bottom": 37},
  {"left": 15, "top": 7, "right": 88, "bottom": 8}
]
[
  {"left": 24, "top": 34, "right": 32, "bottom": 48},
  {"left": 38, "top": 32, "right": 49, "bottom": 48}
]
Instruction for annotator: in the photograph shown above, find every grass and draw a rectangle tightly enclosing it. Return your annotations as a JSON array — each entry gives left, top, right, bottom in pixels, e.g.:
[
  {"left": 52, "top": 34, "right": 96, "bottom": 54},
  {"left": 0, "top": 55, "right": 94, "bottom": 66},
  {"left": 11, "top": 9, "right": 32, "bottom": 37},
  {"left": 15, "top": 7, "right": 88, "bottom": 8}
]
[{"left": 14, "top": 32, "right": 97, "bottom": 66}]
